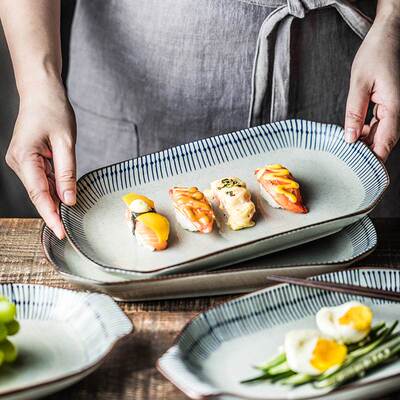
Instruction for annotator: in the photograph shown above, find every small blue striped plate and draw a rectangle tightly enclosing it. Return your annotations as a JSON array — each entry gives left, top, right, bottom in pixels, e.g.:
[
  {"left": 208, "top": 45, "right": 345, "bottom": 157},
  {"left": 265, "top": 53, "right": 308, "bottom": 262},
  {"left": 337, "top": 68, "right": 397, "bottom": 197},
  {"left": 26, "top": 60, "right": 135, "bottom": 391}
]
[
  {"left": 0, "top": 284, "right": 132, "bottom": 399},
  {"left": 60, "top": 120, "right": 388, "bottom": 275},
  {"left": 158, "top": 268, "right": 400, "bottom": 400}
]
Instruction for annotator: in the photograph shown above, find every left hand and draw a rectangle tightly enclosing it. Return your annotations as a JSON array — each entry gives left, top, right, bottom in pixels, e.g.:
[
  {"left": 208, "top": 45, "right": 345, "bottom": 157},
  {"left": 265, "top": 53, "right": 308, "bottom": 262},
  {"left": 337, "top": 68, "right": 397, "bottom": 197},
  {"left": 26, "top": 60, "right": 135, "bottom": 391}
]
[{"left": 344, "top": 13, "right": 400, "bottom": 162}]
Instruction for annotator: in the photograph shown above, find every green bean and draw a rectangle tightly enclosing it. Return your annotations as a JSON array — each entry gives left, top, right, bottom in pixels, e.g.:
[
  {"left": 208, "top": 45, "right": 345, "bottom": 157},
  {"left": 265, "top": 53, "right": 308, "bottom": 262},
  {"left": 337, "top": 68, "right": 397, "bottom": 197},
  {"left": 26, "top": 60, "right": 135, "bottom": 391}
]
[
  {"left": 347, "top": 322, "right": 386, "bottom": 352},
  {"left": 268, "top": 361, "right": 291, "bottom": 375},
  {"left": 280, "top": 373, "right": 314, "bottom": 386},
  {"left": 241, "top": 363, "right": 293, "bottom": 383},
  {"left": 255, "top": 352, "right": 286, "bottom": 371},
  {"left": 270, "top": 370, "right": 296, "bottom": 383},
  {"left": 350, "top": 321, "right": 398, "bottom": 359}
]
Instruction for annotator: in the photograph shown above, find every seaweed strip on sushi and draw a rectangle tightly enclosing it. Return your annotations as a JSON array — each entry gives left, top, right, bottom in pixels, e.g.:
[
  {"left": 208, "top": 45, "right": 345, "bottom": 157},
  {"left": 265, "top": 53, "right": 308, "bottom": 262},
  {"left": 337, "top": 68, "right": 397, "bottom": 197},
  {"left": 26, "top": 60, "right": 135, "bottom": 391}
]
[
  {"left": 255, "top": 164, "right": 308, "bottom": 214},
  {"left": 208, "top": 177, "right": 256, "bottom": 231},
  {"left": 169, "top": 187, "right": 215, "bottom": 233},
  {"left": 122, "top": 193, "right": 170, "bottom": 251}
]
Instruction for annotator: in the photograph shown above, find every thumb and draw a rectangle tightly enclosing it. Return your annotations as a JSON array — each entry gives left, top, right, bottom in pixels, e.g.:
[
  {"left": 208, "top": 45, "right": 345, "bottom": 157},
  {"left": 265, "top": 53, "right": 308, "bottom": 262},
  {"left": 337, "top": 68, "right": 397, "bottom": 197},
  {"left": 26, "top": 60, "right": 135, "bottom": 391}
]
[
  {"left": 371, "top": 110, "right": 399, "bottom": 162},
  {"left": 344, "top": 76, "right": 370, "bottom": 143},
  {"left": 52, "top": 135, "right": 77, "bottom": 206}
]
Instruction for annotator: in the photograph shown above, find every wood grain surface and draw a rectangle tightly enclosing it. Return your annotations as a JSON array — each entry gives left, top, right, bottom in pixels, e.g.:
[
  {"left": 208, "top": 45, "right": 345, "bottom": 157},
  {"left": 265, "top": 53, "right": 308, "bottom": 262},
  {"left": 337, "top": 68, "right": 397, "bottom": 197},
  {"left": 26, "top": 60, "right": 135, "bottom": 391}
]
[{"left": 0, "top": 218, "right": 400, "bottom": 400}]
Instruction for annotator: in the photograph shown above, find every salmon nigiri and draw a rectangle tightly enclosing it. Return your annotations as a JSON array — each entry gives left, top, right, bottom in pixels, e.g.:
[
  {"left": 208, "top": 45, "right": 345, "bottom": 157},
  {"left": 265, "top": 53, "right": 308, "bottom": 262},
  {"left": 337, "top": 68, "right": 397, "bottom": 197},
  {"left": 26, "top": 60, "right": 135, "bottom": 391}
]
[
  {"left": 122, "top": 193, "right": 169, "bottom": 251},
  {"left": 255, "top": 164, "right": 308, "bottom": 214},
  {"left": 169, "top": 186, "right": 215, "bottom": 233}
]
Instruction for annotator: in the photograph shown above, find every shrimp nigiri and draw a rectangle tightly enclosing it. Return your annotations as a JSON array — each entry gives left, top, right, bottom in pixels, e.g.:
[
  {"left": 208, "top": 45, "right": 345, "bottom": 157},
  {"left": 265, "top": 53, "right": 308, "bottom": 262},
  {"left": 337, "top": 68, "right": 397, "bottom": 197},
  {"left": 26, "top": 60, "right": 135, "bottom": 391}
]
[{"left": 169, "top": 186, "right": 215, "bottom": 233}]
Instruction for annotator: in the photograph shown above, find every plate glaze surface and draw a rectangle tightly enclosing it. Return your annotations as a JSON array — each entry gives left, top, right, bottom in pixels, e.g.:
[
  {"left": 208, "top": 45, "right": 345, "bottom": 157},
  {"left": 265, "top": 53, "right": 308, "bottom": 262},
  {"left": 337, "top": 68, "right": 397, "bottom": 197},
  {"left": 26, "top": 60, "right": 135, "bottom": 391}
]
[
  {"left": 60, "top": 120, "right": 388, "bottom": 274},
  {"left": 42, "top": 218, "right": 377, "bottom": 301},
  {"left": 158, "top": 268, "right": 400, "bottom": 400},
  {"left": 0, "top": 284, "right": 132, "bottom": 400}
]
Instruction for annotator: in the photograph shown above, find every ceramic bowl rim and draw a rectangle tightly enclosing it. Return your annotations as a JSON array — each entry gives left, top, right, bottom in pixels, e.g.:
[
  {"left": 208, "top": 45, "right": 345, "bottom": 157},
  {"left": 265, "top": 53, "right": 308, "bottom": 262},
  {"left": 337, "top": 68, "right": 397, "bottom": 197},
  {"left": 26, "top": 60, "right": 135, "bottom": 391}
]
[
  {"left": 156, "top": 267, "right": 400, "bottom": 400},
  {"left": 0, "top": 283, "right": 133, "bottom": 398},
  {"left": 41, "top": 217, "right": 377, "bottom": 287},
  {"left": 59, "top": 120, "right": 389, "bottom": 275}
]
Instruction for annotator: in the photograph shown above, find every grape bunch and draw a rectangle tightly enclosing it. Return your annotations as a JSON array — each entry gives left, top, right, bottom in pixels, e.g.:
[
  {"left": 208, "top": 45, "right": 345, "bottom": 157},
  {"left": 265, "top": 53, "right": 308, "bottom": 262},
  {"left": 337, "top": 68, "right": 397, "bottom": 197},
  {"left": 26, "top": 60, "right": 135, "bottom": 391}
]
[{"left": 0, "top": 296, "right": 19, "bottom": 365}]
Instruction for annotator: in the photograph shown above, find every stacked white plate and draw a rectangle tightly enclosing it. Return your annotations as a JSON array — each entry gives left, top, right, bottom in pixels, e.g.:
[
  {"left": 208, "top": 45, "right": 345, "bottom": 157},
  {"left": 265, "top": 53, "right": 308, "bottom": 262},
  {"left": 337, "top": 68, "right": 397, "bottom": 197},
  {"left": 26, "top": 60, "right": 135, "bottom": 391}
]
[{"left": 43, "top": 120, "right": 389, "bottom": 301}]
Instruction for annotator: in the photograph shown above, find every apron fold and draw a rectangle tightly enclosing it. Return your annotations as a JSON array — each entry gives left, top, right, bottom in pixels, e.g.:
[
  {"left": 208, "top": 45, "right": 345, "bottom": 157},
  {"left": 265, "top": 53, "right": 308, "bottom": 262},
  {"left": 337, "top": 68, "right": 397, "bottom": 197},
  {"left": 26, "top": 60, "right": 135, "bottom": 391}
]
[{"left": 248, "top": 0, "right": 373, "bottom": 126}]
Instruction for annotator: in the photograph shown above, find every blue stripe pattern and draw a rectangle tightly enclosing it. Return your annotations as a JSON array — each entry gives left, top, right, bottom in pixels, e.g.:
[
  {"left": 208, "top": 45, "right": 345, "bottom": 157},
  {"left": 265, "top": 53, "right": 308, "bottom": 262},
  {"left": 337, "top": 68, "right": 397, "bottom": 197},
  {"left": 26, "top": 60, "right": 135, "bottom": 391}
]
[
  {"left": 43, "top": 216, "right": 376, "bottom": 278},
  {"left": 158, "top": 268, "right": 400, "bottom": 398},
  {"left": 0, "top": 284, "right": 132, "bottom": 397},
  {"left": 60, "top": 120, "right": 388, "bottom": 269}
]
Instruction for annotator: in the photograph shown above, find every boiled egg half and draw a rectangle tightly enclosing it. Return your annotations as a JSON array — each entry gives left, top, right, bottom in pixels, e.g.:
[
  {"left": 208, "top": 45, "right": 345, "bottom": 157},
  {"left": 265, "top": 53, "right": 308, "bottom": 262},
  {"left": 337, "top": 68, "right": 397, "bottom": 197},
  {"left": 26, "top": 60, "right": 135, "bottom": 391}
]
[
  {"left": 316, "top": 301, "right": 373, "bottom": 344},
  {"left": 284, "top": 329, "right": 347, "bottom": 375}
]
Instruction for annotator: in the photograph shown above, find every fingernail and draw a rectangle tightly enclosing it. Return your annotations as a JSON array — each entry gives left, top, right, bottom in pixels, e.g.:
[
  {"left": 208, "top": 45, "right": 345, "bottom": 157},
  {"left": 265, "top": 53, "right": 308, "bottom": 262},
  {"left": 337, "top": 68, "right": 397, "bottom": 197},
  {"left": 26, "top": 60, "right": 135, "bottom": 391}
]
[
  {"left": 54, "top": 224, "right": 65, "bottom": 240},
  {"left": 56, "top": 230, "right": 65, "bottom": 241},
  {"left": 63, "top": 190, "right": 76, "bottom": 205},
  {"left": 345, "top": 128, "right": 357, "bottom": 143}
]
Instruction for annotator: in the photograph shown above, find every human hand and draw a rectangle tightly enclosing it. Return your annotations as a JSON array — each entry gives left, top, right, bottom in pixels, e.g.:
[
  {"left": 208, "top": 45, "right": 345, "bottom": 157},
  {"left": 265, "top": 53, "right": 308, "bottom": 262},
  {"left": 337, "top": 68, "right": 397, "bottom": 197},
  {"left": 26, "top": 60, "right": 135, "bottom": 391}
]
[
  {"left": 344, "top": 11, "right": 400, "bottom": 162},
  {"left": 5, "top": 79, "right": 76, "bottom": 239}
]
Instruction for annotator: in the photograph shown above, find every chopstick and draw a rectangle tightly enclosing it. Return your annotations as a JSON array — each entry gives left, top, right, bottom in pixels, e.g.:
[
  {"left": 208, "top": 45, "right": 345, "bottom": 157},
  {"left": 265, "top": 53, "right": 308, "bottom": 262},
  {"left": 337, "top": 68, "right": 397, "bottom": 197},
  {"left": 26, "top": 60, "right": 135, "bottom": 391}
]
[{"left": 266, "top": 274, "right": 400, "bottom": 302}]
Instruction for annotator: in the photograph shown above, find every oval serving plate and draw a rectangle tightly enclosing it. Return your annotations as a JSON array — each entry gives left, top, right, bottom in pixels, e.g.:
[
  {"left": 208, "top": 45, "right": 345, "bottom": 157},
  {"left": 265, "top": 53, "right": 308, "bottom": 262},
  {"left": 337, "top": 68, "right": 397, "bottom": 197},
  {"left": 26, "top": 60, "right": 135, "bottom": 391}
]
[
  {"left": 42, "top": 217, "right": 377, "bottom": 301},
  {"left": 0, "top": 284, "right": 132, "bottom": 400},
  {"left": 60, "top": 120, "right": 388, "bottom": 275},
  {"left": 157, "top": 268, "right": 400, "bottom": 400}
]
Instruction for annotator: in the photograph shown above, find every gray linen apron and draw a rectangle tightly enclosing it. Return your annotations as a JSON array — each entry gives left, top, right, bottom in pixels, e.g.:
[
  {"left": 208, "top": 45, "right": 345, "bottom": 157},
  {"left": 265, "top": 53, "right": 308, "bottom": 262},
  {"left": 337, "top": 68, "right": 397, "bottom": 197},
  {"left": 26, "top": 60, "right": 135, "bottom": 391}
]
[{"left": 67, "top": 0, "right": 397, "bottom": 217}]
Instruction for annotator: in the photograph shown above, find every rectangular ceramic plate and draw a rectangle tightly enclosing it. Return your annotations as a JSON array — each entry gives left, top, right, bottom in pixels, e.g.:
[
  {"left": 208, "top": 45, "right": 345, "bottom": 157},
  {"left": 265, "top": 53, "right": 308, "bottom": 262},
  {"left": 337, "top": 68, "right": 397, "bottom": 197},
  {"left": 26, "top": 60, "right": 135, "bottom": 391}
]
[
  {"left": 158, "top": 268, "right": 400, "bottom": 400},
  {"left": 0, "top": 284, "right": 131, "bottom": 400},
  {"left": 60, "top": 120, "right": 388, "bottom": 275},
  {"left": 42, "top": 217, "right": 377, "bottom": 301}
]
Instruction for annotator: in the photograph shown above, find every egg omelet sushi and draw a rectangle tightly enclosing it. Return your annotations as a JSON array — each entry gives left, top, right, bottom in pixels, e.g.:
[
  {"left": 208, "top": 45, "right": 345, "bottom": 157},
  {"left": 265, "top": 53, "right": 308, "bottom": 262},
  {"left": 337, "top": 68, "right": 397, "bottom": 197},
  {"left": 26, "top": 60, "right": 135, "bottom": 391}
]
[
  {"left": 209, "top": 177, "right": 255, "bottom": 231},
  {"left": 122, "top": 193, "right": 169, "bottom": 251},
  {"left": 255, "top": 163, "right": 308, "bottom": 214},
  {"left": 169, "top": 186, "right": 215, "bottom": 233}
]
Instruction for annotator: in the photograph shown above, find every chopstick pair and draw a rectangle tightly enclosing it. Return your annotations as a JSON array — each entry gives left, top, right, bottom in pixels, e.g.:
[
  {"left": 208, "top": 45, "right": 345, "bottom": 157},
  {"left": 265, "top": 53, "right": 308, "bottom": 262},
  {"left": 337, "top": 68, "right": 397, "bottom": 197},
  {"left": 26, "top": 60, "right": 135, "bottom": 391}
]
[{"left": 266, "top": 274, "right": 400, "bottom": 302}]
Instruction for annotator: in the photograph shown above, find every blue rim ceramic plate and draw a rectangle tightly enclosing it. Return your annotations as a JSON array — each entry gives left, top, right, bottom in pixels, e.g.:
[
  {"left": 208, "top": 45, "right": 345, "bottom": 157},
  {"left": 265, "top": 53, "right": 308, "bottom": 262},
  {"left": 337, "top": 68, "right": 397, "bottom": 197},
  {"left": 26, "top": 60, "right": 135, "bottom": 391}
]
[
  {"left": 0, "top": 284, "right": 132, "bottom": 400},
  {"left": 157, "top": 268, "right": 400, "bottom": 400},
  {"left": 60, "top": 120, "right": 388, "bottom": 275},
  {"left": 42, "top": 217, "right": 377, "bottom": 301}
]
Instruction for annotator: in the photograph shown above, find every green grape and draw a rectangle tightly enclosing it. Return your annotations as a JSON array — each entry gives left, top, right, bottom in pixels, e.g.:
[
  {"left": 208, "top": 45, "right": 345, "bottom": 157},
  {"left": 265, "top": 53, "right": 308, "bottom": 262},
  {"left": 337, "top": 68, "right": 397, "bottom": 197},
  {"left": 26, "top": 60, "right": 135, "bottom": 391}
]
[
  {"left": 0, "top": 301, "right": 16, "bottom": 323},
  {"left": 5, "top": 320, "right": 20, "bottom": 336},
  {"left": 0, "top": 351, "right": 4, "bottom": 367},
  {"left": 0, "top": 324, "right": 7, "bottom": 342},
  {"left": 0, "top": 340, "right": 17, "bottom": 363}
]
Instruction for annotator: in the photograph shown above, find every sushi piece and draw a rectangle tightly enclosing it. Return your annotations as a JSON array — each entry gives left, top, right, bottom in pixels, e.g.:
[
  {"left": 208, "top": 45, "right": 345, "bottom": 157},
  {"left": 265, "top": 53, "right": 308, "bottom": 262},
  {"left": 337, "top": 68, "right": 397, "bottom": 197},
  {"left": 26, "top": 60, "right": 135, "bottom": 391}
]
[
  {"left": 169, "top": 186, "right": 214, "bottom": 233},
  {"left": 122, "top": 193, "right": 169, "bottom": 251},
  {"left": 209, "top": 177, "right": 256, "bottom": 230},
  {"left": 255, "top": 164, "right": 308, "bottom": 213}
]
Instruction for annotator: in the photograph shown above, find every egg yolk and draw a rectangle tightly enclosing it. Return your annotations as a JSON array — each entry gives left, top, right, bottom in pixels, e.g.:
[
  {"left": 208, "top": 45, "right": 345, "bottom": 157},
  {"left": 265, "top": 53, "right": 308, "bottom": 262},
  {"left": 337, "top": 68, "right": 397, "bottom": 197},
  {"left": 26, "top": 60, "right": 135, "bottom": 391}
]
[
  {"left": 122, "top": 193, "right": 155, "bottom": 209},
  {"left": 136, "top": 212, "right": 170, "bottom": 242},
  {"left": 311, "top": 338, "right": 347, "bottom": 372},
  {"left": 338, "top": 305, "right": 373, "bottom": 332}
]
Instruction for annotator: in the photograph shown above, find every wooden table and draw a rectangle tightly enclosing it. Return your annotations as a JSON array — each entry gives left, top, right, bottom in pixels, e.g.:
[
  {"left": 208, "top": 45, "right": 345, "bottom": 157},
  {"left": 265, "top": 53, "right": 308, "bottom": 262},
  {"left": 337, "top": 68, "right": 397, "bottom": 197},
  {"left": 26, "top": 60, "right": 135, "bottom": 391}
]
[{"left": 0, "top": 218, "right": 399, "bottom": 400}]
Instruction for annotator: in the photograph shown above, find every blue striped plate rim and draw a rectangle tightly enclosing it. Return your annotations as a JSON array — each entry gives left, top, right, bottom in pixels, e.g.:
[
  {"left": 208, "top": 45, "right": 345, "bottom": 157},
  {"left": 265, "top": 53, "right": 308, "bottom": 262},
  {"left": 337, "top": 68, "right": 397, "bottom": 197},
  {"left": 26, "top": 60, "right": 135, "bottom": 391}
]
[
  {"left": 60, "top": 120, "right": 389, "bottom": 274},
  {"left": 157, "top": 268, "right": 400, "bottom": 399}
]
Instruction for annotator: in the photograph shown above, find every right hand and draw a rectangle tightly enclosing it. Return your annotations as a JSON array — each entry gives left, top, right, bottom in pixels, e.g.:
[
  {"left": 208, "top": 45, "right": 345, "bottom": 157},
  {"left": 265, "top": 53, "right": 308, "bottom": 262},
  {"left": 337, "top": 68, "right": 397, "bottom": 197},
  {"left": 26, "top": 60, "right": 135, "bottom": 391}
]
[{"left": 5, "top": 79, "right": 77, "bottom": 239}]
